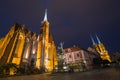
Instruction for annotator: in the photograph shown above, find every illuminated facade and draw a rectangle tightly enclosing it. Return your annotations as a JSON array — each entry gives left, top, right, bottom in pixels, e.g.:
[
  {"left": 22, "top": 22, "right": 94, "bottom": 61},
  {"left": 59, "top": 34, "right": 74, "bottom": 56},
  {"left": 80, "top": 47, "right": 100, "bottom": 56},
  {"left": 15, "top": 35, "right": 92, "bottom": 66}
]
[
  {"left": 90, "top": 35, "right": 111, "bottom": 62},
  {"left": 64, "top": 45, "right": 96, "bottom": 70},
  {"left": 0, "top": 10, "right": 58, "bottom": 73}
]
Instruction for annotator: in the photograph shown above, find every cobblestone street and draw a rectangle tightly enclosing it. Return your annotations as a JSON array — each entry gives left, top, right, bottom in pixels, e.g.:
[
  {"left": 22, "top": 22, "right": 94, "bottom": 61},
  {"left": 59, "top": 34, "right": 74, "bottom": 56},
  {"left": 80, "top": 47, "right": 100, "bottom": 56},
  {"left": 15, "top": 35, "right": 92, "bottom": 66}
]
[{"left": 0, "top": 68, "right": 120, "bottom": 80}]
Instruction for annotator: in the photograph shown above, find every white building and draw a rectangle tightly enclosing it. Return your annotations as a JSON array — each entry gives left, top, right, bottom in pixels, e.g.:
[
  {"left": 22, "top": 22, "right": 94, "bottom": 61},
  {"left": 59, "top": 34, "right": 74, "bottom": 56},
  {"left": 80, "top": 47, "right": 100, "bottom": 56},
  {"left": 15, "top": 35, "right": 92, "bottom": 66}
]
[{"left": 64, "top": 45, "right": 96, "bottom": 71}]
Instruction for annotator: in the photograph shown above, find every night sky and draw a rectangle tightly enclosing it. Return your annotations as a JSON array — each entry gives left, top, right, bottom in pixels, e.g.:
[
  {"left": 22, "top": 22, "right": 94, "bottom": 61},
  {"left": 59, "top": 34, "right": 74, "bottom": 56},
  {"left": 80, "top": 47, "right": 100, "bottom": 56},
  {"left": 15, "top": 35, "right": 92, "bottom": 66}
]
[{"left": 0, "top": 0, "right": 120, "bottom": 54}]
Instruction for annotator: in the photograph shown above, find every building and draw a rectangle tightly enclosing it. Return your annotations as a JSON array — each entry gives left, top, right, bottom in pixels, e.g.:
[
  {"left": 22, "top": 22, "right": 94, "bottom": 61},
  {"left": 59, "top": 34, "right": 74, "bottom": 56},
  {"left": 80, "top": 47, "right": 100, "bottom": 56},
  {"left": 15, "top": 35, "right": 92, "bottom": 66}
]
[
  {"left": 0, "top": 9, "right": 58, "bottom": 74},
  {"left": 63, "top": 45, "right": 96, "bottom": 71},
  {"left": 111, "top": 52, "right": 120, "bottom": 64},
  {"left": 90, "top": 35, "right": 111, "bottom": 62}
]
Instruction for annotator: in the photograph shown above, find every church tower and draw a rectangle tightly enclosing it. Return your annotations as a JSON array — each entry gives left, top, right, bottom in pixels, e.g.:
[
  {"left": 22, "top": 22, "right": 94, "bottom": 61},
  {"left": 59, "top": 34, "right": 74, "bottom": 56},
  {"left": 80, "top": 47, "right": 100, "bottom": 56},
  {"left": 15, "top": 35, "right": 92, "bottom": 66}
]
[
  {"left": 91, "top": 35, "right": 111, "bottom": 62},
  {"left": 0, "top": 9, "right": 58, "bottom": 75},
  {"left": 36, "top": 9, "right": 58, "bottom": 72}
]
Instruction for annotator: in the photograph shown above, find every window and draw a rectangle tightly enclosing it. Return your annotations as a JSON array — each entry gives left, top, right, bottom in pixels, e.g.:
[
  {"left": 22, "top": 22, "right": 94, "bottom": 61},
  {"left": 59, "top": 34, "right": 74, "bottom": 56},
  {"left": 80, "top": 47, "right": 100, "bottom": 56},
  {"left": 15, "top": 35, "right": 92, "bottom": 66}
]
[
  {"left": 69, "top": 55, "right": 72, "bottom": 58},
  {"left": 77, "top": 53, "right": 79, "bottom": 58}
]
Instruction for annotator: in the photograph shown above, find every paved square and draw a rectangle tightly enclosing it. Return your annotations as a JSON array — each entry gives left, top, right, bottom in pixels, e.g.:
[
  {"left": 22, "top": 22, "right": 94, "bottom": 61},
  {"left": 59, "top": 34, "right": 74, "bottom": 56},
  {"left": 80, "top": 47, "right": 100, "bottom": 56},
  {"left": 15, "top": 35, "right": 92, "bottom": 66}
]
[{"left": 0, "top": 68, "right": 120, "bottom": 80}]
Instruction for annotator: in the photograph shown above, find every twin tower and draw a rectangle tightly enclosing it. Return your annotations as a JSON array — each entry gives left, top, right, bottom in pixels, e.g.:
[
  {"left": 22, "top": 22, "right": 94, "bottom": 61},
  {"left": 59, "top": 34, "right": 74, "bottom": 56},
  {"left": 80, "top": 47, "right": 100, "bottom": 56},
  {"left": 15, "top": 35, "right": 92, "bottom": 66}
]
[
  {"left": 91, "top": 35, "right": 111, "bottom": 62},
  {"left": 0, "top": 9, "right": 58, "bottom": 72}
]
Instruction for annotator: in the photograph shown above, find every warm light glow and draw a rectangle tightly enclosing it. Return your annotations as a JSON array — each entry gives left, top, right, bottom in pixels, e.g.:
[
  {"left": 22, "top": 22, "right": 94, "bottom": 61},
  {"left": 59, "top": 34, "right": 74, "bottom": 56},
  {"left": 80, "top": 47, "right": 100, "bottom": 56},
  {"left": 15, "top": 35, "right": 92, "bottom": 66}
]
[
  {"left": 25, "top": 49, "right": 29, "bottom": 58},
  {"left": 32, "top": 49, "right": 36, "bottom": 54},
  {"left": 83, "top": 60, "right": 86, "bottom": 64},
  {"left": 42, "top": 37, "right": 45, "bottom": 43},
  {"left": 19, "top": 35, "right": 23, "bottom": 39},
  {"left": 63, "top": 66, "right": 67, "bottom": 69}
]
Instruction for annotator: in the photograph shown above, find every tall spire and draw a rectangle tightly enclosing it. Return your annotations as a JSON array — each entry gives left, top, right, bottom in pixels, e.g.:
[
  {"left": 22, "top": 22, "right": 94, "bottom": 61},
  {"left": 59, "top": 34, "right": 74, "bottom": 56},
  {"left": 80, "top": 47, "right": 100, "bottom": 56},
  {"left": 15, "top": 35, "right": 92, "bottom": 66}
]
[
  {"left": 90, "top": 35, "right": 95, "bottom": 45},
  {"left": 43, "top": 9, "right": 48, "bottom": 21},
  {"left": 96, "top": 35, "right": 101, "bottom": 44}
]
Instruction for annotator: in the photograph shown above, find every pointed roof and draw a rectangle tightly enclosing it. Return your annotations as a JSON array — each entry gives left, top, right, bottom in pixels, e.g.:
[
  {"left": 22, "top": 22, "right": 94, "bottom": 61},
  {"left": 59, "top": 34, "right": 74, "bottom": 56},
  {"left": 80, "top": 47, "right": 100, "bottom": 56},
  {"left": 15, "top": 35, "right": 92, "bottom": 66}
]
[
  {"left": 43, "top": 9, "right": 48, "bottom": 21},
  {"left": 37, "top": 35, "right": 39, "bottom": 41},
  {"left": 90, "top": 35, "right": 95, "bottom": 45},
  {"left": 96, "top": 35, "right": 101, "bottom": 44}
]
